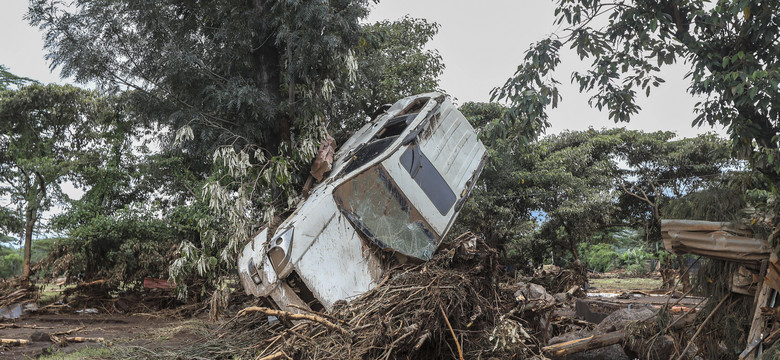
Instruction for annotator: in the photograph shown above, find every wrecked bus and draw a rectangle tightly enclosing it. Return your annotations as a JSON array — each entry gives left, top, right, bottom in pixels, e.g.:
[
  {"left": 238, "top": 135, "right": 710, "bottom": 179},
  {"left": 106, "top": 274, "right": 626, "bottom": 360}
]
[{"left": 237, "top": 93, "right": 487, "bottom": 313}]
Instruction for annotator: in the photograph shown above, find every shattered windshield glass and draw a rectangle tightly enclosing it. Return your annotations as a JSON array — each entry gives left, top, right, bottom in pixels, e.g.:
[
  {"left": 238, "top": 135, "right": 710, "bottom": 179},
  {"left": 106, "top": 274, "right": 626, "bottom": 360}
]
[{"left": 333, "top": 165, "right": 438, "bottom": 260}]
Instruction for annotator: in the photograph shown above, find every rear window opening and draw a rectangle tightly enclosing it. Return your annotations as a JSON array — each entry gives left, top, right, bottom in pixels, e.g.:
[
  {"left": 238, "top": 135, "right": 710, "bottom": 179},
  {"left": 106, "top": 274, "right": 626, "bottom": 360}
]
[
  {"left": 375, "top": 113, "right": 417, "bottom": 139},
  {"left": 340, "top": 136, "right": 399, "bottom": 174},
  {"left": 399, "top": 97, "right": 428, "bottom": 115},
  {"left": 339, "top": 114, "right": 418, "bottom": 175}
]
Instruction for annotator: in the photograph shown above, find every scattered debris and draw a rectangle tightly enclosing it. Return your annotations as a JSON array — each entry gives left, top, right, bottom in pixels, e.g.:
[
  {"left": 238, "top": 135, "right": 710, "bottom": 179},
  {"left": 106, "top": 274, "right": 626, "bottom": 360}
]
[{"left": 75, "top": 308, "right": 99, "bottom": 314}]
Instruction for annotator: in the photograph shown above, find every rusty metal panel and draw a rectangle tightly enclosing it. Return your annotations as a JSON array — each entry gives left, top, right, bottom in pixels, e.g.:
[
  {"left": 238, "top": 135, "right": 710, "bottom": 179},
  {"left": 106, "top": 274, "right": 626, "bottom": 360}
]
[
  {"left": 661, "top": 220, "right": 769, "bottom": 264},
  {"left": 661, "top": 219, "right": 753, "bottom": 237}
]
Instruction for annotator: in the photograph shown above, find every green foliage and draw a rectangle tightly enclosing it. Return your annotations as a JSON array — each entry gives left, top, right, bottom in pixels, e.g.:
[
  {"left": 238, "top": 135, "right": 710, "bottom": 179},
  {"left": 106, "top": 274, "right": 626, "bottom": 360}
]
[
  {"left": 455, "top": 103, "right": 538, "bottom": 260},
  {"left": 0, "top": 83, "right": 122, "bottom": 281},
  {"left": 578, "top": 242, "right": 619, "bottom": 272},
  {"left": 456, "top": 122, "right": 735, "bottom": 270},
  {"left": 333, "top": 16, "right": 445, "bottom": 138},
  {"left": 47, "top": 206, "right": 179, "bottom": 286},
  {"left": 0, "top": 206, "right": 22, "bottom": 239},
  {"left": 0, "top": 238, "right": 58, "bottom": 279},
  {"left": 0, "top": 250, "right": 22, "bottom": 279},
  {"left": 578, "top": 237, "right": 655, "bottom": 274},
  {"left": 0, "top": 65, "right": 35, "bottom": 91},
  {"left": 495, "top": 0, "right": 780, "bottom": 232},
  {"left": 28, "top": 1, "right": 446, "bottom": 299}
]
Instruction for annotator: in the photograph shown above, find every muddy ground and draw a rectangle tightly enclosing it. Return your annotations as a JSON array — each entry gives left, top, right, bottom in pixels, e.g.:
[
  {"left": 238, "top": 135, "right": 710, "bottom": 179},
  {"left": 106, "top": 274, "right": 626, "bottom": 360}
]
[
  {"left": 0, "top": 313, "right": 211, "bottom": 359},
  {"left": 0, "top": 273, "right": 700, "bottom": 359}
]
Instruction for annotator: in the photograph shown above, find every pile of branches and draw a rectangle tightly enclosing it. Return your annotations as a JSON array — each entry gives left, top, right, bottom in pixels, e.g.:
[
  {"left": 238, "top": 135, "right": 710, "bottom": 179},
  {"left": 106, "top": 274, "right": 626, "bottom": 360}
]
[
  {"left": 531, "top": 260, "right": 588, "bottom": 296},
  {"left": 0, "top": 277, "right": 37, "bottom": 309},
  {"left": 131, "top": 232, "right": 550, "bottom": 359}
]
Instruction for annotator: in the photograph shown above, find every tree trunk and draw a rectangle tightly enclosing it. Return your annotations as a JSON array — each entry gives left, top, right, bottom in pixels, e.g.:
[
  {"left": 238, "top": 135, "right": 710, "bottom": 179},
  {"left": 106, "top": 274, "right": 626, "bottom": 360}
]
[
  {"left": 251, "top": 0, "right": 284, "bottom": 150},
  {"left": 677, "top": 255, "right": 691, "bottom": 292},
  {"left": 20, "top": 206, "right": 36, "bottom": 286},
  {"left": 660, "top": 257, "right": 675, "bottom": 290}
]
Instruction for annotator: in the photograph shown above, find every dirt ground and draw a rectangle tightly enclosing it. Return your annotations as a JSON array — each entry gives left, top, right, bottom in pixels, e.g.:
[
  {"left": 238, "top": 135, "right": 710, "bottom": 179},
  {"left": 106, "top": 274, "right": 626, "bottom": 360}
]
[
  {"left": 0, "top": 274, "right": 701, "bottom": 359},
  {"left": 0, "top": 313, "right": 210, "bottom": 359}
]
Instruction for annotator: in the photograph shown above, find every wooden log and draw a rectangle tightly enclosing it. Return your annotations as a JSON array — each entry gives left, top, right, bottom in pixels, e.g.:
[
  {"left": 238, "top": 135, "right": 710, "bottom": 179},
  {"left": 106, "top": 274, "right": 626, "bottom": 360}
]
[
  {"left": 0, "top": 338, "right": 29, "bottom": 346},
  {"left": 64, "top": 336, "right": 104, "bottom": 343},
  {"left": 543, "top": 331, "right": 626, "bottom": 358},
  {"left": 542, "top": 311, "right": 697, "bottom": 358}
]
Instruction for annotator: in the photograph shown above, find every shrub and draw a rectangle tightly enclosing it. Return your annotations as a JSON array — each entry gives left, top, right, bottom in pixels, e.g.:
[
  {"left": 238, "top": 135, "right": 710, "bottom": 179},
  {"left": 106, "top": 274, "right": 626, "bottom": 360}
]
[{"left": 578, "top": 243, "right": 619, "bottom": 272}]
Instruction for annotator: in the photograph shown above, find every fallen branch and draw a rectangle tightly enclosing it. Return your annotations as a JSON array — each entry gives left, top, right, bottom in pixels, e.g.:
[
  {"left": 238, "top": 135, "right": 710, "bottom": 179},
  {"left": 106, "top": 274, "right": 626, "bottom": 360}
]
[
  {"left": 53, "top": 326, "right": 86, "bottom": 336},
  {"left": 439, "top": 304, "right": 464, "bottom": 360},
  {"left": 237, "top": 307, "right": 347, "bottom": 335},
  {"left": 676, "top": 294, "right": 730, "bottom": 360}
]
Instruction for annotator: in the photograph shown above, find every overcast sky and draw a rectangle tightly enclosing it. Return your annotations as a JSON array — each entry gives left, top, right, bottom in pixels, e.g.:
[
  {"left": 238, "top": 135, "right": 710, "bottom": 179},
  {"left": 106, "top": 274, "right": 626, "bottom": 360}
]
[{"left": 1, "top": 0, "right": 725, "bottom": 139}]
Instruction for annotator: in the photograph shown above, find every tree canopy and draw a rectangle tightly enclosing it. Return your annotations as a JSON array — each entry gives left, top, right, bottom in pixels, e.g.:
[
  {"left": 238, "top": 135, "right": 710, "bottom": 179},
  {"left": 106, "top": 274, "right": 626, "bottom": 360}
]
[
  {"left": 492, "top": 0, "right": 779, "bottom": 185},
  {"left": 27, "top": 0, "right": 446, "bottom": 296},
  {"left": 0, "top": 83, "right": 119, "bottom": 282}
]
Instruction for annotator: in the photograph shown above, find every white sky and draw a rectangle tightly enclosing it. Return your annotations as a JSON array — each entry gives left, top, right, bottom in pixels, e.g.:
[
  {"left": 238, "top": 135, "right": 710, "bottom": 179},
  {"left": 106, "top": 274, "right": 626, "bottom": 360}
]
[
  {"left": 366, "top": 0, "right": 726, "bottom": 139},
  {"left": 0, "top": 0, "right": 725, "bottom": 139}
]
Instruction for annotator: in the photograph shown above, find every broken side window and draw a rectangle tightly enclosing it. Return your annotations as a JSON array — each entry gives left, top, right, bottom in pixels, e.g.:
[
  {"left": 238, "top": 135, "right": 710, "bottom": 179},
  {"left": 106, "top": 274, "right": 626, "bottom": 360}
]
[
  {"left": 399, "top": 145, "right": 456, "bottom": 215},
  {"left": 340, "top": 136, "right": 398, "bottom": 174},
  {"left": 333, "top": 165, "right": 438, "bottom": 261}
]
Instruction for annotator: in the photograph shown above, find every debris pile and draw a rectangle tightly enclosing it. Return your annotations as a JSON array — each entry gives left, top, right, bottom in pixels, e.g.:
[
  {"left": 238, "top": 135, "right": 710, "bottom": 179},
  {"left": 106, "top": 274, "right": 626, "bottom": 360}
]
[
  {"left": 241, "top": 232, "right": 539, "bottom": 359},
  {"left": 131, "top": 233, "right": 554, "bottom": 359}
]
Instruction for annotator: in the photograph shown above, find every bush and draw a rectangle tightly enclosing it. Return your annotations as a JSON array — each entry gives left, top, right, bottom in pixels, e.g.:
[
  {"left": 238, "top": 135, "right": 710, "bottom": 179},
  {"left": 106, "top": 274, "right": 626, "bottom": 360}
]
[
  {"left": 625, "top": 263, "right": 648, "bottom": 276},
  {"left": 578, "top": 243, "right": 619, "bottom": 272},
  {"left": 45, "top": 205, "right": 182, "bottom": 287},
  {"left": 0, "top": 252, "right": 22, "bottom": 278}
]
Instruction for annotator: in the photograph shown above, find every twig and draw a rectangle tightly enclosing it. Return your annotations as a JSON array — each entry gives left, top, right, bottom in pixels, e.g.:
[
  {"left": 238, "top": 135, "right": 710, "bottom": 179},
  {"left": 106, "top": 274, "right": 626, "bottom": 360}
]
[
  {"left": 675, "top": 294, "right": 730, "bottom": 360},
  {"left": 439, "top": 304, "right": 464, "bottom": 360},
  {"left": 53, "top": 326, "right": 86, "bottom": 336}
]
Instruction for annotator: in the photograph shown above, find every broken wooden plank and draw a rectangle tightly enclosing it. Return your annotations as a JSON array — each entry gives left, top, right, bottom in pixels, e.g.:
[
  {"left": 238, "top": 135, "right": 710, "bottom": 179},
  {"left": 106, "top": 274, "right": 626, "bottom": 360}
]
[
  {"left": 743, "top": 281, "right": 773, "bottom": 360},
  {"left": 0, "top": 338, "right": 29, "bottom": 346}
]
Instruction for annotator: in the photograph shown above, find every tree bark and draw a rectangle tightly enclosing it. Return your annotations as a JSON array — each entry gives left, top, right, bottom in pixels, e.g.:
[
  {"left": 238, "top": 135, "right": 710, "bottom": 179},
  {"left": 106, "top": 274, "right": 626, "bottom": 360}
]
[
  {"left": 20, "top": 206, "right": 36, "bottom": 286},
  {"left": 677, "top": 255, "right": 691, "bottom": 292}
]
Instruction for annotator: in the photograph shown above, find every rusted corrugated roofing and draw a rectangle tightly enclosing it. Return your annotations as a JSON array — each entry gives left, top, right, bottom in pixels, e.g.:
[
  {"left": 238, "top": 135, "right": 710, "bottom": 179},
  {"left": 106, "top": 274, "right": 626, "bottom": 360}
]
[{"left": 661, "top": 219, "right": 769, "bottom": 265}]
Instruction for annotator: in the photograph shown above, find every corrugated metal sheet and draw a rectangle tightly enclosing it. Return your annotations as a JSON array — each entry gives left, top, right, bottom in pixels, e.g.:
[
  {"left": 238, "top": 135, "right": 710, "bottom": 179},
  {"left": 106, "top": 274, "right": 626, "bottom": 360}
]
[{"left": 661, "top": 219, "right": 769, "bottom": 265}]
